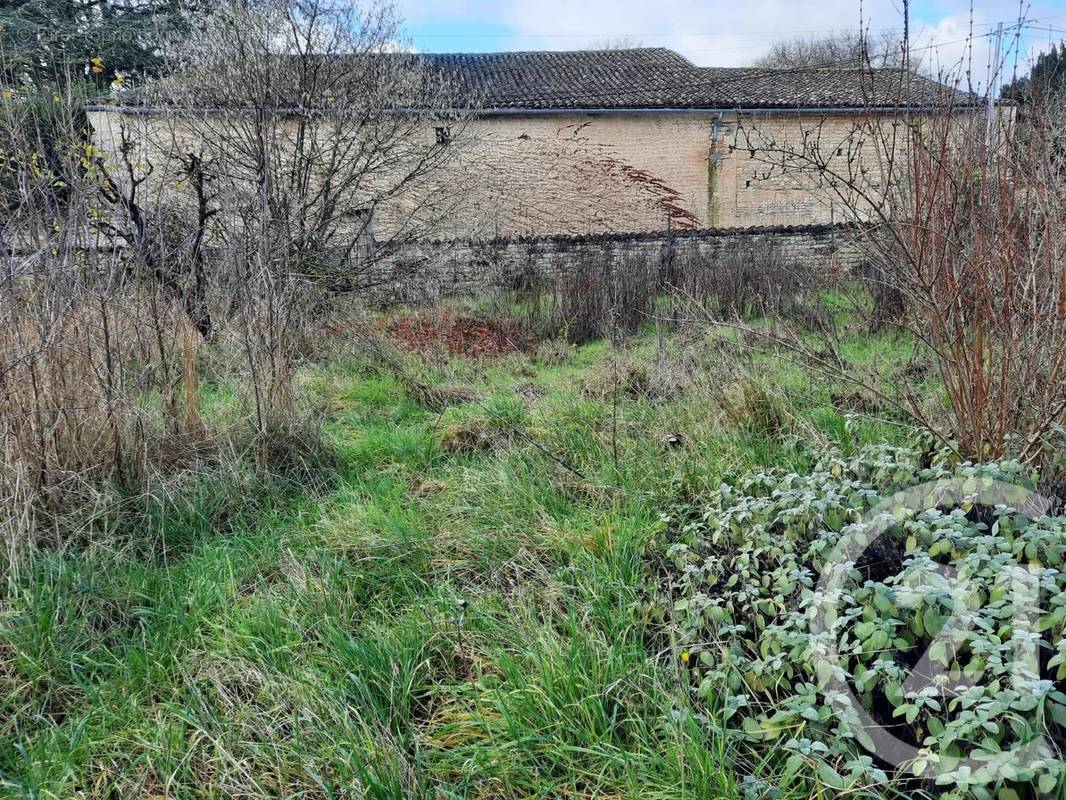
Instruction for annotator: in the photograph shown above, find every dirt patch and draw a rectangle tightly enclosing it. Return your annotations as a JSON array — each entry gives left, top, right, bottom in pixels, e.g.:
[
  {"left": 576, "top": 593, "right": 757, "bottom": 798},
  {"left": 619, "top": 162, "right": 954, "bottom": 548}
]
[{"left": 382, "top": 313, "right": 528, "bottom": 358}]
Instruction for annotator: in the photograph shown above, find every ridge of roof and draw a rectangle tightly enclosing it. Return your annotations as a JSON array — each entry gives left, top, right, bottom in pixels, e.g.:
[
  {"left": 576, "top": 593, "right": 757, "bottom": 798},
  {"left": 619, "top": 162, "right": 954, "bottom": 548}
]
[{"left": 416, "top": 47, "right": 685, "bottom": 58}]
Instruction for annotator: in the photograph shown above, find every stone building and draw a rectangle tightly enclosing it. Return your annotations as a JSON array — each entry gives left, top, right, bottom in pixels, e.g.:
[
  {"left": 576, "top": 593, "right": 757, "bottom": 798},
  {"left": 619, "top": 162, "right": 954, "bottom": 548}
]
[{"left": 86, "top": 48, "right": 966, "bottom": 238}]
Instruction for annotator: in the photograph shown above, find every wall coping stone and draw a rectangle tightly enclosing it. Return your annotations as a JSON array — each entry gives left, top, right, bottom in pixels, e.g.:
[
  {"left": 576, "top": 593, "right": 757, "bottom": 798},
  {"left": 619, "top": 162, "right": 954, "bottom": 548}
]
[{"left": 415, "top": 222, "right": 861, "bottom": 248}]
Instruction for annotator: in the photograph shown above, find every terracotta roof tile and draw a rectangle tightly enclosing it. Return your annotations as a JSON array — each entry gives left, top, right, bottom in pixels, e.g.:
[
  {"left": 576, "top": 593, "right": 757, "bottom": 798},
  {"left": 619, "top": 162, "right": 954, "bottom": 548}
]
[
  {"left": 419, "top": 48, "right": 972, "bottom": 110},
  {"left": 99, "top": 48, "right": 975, "bottom": 111}
]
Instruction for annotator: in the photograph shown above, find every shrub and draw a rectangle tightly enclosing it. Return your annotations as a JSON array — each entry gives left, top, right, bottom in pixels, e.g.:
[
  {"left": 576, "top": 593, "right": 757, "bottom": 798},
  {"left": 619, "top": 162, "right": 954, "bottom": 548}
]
[
  {"left": 660, "top": 443, "right": 1066, "bottom": 797},
  {"left": 509, "top": 252, "right": 660, "bottom": 345},
  {"left": 493, "top": 239, "right": 830, "bottom": 350},
  {"left": 737, "top": 84, "right": 1066, "bottom": 462},
  {"left": 668, "top": 239, "right": 827, "bottom": 325},
  {"left": 557, "top": 253, "right": 659, "bottom": 344}
]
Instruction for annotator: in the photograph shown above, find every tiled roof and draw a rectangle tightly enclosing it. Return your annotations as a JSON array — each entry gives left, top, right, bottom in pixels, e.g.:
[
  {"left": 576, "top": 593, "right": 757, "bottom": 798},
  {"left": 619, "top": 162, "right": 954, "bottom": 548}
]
[
  {"left": 419, "top": 48, "right": 972, "bottom": 110},
  {"left": 97, "top": 48, "right": 974, "bottom": 112}
]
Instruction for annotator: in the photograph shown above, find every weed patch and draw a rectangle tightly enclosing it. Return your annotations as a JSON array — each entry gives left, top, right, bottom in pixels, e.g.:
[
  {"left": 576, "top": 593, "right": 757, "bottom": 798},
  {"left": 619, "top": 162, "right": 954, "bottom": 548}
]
[{"left": 660, "top": 443, "right": 1066, "bottom": 797}]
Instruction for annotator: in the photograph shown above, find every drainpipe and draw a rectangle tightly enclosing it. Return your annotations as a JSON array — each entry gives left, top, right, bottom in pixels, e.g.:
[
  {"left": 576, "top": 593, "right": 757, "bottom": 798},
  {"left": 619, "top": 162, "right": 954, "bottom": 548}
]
[{"left": 707, "top": 112, "right": 724, "bottom": 228}]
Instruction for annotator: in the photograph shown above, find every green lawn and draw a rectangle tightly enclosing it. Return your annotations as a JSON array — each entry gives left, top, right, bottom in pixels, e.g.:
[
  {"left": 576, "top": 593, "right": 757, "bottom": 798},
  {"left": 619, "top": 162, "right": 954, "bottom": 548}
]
[{"left": 0, "top": 327, "right": 917, "bottom": 799}]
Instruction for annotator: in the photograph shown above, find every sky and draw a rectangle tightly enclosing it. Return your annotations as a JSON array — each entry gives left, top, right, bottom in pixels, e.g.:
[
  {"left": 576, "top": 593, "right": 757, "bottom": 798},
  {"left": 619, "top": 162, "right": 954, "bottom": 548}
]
[{"left": 398, "top": 0, "right": 1066, "bottom": 91}]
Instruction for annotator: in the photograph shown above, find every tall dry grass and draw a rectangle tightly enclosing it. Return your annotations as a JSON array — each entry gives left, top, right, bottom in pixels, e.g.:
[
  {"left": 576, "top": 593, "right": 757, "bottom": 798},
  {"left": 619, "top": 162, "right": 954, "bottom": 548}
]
[
  {"left": 0, "top": 85, "right": 331, "bottom": 575},
  {"left": 0, "top": 237, "right": 202, "bottom": 564}
]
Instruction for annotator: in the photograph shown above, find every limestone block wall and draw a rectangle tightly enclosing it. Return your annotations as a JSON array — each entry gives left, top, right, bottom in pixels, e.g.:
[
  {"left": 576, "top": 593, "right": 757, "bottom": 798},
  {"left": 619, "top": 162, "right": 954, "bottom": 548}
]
[
  {"left": 431, "top": 112, "right": 717, "bottom": 236},
  {"left": 359, "top": 223, "right": 863, "bottom": 304},
  {"left": 85, "top": 109, "right": 719, "bottom": 238},
  {"left": 87, "top": 107, "right": 891, "bottom": 238},
  {"left": 440, "top": 110, "right": 892, "bottom": 232},
  {"left": 715, "top": 112, "right": 886, "bottom": 228}
]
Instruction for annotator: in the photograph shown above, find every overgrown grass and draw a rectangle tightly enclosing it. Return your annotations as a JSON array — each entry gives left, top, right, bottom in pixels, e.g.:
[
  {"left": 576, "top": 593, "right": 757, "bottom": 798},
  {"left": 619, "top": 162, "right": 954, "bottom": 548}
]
[{"left": 0, "top": 319, "right": 919, "bottom": 799}]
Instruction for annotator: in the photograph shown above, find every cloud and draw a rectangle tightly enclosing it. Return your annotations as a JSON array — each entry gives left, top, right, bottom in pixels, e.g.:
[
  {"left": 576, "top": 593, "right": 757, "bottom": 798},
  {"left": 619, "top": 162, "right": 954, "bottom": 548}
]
[{"left": 399, "top": 0, "right": 1066, "bottom": 82}]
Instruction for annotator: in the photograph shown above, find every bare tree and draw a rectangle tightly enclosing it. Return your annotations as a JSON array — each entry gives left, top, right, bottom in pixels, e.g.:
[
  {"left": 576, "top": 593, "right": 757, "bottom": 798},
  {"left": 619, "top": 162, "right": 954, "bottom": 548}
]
[
  {"left": 751, "top": 30, "right": 915, "bottom": 69},
  {"left": 96, "top": 0, "right": 468, "bottom": 304},
  {"left": 589, "top": 36, "right": 646, "bottom": 51},
  {"left": 83, "top": 0, "right": 472, "bottom": 465},
  {"left": 0, "top": 0, "right": 469, "bottom": 558},
  {"left": 721, "top": 54, "right": 1066, "bottom": 462}
]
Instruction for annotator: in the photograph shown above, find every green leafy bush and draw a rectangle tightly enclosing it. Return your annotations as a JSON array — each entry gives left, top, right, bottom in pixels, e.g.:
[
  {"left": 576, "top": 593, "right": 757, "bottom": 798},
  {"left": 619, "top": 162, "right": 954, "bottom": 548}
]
[{"left": 661, "top": 443, "right": 1066, "bottom": 798}]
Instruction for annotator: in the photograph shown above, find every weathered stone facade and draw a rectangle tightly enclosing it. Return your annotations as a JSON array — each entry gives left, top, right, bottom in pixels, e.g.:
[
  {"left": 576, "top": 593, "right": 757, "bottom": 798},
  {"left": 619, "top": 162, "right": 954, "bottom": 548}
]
[
  {"left": 88, "top": 47, "right": 971, "bottom": 238},
  {"left": 442, "top": 111, "right": 882, "bottom": 233},
  {"left": 86, "top": 108, "right": 885, "bottom": 237}
]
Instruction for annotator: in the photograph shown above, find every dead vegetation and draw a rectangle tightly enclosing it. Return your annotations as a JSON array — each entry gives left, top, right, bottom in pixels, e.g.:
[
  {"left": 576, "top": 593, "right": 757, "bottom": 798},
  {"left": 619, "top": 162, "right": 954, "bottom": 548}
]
[
  {"left": 0, "top": 0, "right": 465, "bottom": 569},
  {"left": 733, "top": 73, "right": 1066, "bottom": 462},
  {"left": 438, "top": 414, "right": 515, "bottom": 455},
  {"left": 382, "top": 311, "right": 529, "bottom": 358},
  {"left": 579, "top": 352, "right": 689, "bottom": 401}
]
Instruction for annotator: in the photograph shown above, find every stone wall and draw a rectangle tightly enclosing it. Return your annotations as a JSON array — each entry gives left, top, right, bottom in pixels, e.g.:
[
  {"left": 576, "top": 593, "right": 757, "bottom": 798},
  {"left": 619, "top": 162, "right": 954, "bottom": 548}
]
[{"left": 360, "top": 222, "right": 864, "bottom": 304}]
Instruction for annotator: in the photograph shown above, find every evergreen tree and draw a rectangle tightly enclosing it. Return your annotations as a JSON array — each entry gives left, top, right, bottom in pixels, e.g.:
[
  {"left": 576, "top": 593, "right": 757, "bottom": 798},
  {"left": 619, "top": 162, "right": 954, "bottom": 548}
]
[
  {"left": 0, "top": 0, "right": 199, "bottom": 89},
  {"left": 1001, "top": 41, "right": 1066, "bottom": 102}
]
